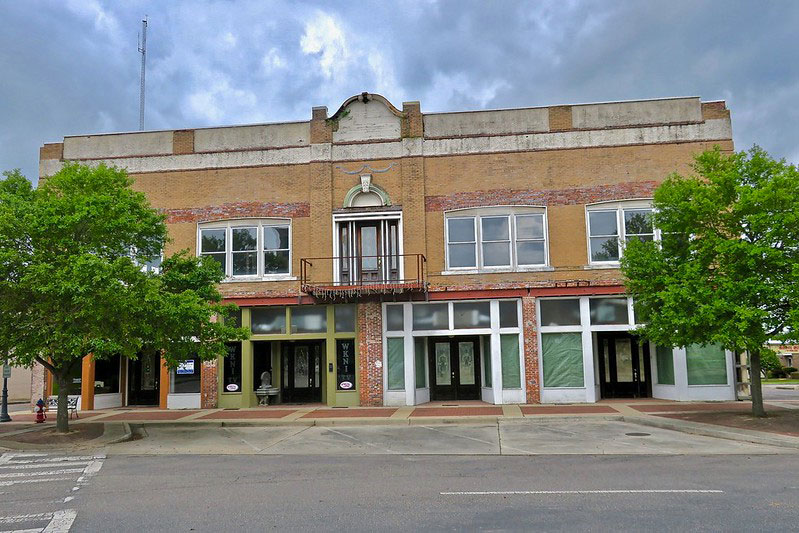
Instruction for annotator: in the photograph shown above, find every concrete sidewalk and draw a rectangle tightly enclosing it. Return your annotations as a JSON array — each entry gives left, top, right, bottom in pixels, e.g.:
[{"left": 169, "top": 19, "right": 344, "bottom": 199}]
[
  {"left": 2, "top": 399, "right": 782, "bottom": 426},
  {"left": 3, "top": 400, "right": 799, "bottom": 452}
]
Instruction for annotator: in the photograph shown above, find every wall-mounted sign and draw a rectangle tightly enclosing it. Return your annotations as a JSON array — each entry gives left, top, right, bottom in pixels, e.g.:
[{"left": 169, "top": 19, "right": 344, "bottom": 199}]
[
  {"left": 336, "top": 339, "right": 356, "bottom": 391},
  {"left": 177, "top": 360, "right": 195, "bottom": 375},
  {"left": 225, "top": 383, "right": 239, "bottom": 392}
]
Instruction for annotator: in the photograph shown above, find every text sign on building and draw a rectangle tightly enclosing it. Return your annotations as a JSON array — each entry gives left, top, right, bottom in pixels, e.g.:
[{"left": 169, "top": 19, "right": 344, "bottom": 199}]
[
  {"left": 177, "top": 360, "right": 195, "bottom": 375},
  {"left": 336, "top": 339, "right": 356, "bottom": 390}
]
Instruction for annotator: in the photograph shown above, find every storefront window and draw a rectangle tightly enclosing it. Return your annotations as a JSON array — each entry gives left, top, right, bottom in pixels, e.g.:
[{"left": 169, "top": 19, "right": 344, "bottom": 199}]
[
  {"left": 541, "top": 333, "right": 584, "bottom": 388},
  {"left": 482, "top": 336, "right": 492, "bottom": 387},
  {"left": 94, "top": 354, "right": 120, "bottom": 394},
  {"left": 499, "top": 301, "right": 518, "bottom": 328},
  {"left": 387, "top": 338, "right": 404, "bottom": 390},
  {"left": 540, "top": 299, "right": 580, "bottom": 326},
  {"left": 336, "top": 339, "right": 356, "bottom": 390},
  {"left": 412, "top": 303, "right": 448, "bottom": 330},
  {"left": 386, "top": 305, "right": 404, "bottom": 331},
  {"left": 171, "top": 356, "right": 201, "bottom": 394},
  {"left": 589, "top": 298, "right": 629, "bottom": 325},
  {"left": 656, "top": 345, "right": 675, "bottom": 385},
  {"left": 453, "top": 302, "right": 491, "bottom": 329},
  {"left": 414, "top": 338, "right": 426, "bottom": 388},
  {"left": 500, "top": 334, "right": 521, "bottom": 389},
  {"left": 253, "top": 342, "right": 272, "bottom": 390},
  {"left": 686, "top": 343, "right": 727, "bottom": 385},
  {"left": 251, "top": 307, "right": 285, "bottom": 334},
  {"left": 335, "top": 305, "right": 356, "bottom": 333},
  {"left": 52, "top": 363, "right": 82, "bottom": 395},
  {"left": 291, "top": 307, "right": 327, "bottom": 333},
  {"left": 223, "top": 343, "right": 242, "bottom": 393}
]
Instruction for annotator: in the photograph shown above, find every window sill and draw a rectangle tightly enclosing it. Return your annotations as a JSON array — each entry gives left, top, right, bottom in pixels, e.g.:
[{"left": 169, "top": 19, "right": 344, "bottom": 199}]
[
  {"left": 583, "top": 263, "right": 620, "bottom": 270},
  {"left": 439, "top": 266, "right": 554, "bottom": 276},
  {"left": 221, "top": 275, "right": 297, "bottom": 283}
]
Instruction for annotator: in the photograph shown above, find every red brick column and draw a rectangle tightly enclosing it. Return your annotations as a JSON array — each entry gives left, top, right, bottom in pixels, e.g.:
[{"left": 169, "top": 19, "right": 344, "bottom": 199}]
[
  {"left": 201, "top": 359, "right": 218, "bottom": 409},
  {"left": 358, "top": 302, "right": 384, "bottom": 406},
  {"left": 522, "top": 296, "right": 541, "bottom": 404}
]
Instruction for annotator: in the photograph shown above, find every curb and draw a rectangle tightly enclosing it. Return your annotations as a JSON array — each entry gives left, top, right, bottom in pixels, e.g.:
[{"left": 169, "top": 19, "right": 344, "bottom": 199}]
[{"left": 623, "top": 415, "right": 799, "bottom": 450}]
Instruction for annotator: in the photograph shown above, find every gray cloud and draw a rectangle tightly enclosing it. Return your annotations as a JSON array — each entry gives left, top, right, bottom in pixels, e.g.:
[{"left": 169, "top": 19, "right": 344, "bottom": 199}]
[{"left": 2, "top": 0, "right": 797, "bottom": 184}]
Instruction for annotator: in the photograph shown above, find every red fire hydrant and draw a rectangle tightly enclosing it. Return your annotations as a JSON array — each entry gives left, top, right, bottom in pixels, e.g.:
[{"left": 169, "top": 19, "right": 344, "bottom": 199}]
[{"left": 34, "top": 398, "right": 47, "bottom": 423}]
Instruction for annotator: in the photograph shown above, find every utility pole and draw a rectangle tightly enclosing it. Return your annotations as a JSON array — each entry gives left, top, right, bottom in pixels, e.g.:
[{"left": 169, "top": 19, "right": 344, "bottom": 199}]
[
  {"left": 1, "top": 360, "right": 10, "bottom": 422},
  {"left": 138, "top": 16, "right": 148, "bottom": 131}
]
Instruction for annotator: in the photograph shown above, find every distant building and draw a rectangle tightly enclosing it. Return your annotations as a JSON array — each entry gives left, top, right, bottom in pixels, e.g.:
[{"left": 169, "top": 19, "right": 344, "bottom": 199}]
[
  {"left": 34, "top": 93, "right": 742, "bottom": 410},
  {"left": 767, "top": 341, "right": 799, "bottom": 368}
]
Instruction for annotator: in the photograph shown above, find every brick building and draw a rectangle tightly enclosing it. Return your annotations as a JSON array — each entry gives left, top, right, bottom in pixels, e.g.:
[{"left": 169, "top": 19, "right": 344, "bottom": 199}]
[{"left": 33, "top": 93, "right": 742, "bottom": 410}]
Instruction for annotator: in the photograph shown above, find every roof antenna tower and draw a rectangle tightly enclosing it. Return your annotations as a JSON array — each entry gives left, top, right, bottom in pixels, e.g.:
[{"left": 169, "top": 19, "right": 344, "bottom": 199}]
[{"left": 137, "top": 16, "right": 148, "bottom": 130}]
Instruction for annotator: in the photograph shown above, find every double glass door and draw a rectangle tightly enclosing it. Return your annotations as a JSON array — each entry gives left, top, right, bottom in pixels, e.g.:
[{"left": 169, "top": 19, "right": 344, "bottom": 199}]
[
  {"left": 281, "top": 341, "right": 323, "bottom": 403},
  {"left": 597, "top": 332, "right": 651, "bottom": 398},
  {"left": 429, "top": 337, "right": 481, "bottom": 401},
  {"left": 337, "top": 219, "right": 400, "bottom": 284}
]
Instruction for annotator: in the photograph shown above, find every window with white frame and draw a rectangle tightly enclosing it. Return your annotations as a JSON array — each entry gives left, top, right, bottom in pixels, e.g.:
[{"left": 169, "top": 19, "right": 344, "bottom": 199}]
[
  {"left": 587, "top": 202, "right": 656, "bottom": 264},
  {"left": 199, "top": 219, "right": 291, "bottom": 279},
  {"left": 445, "top": 207, "right": 547, "bottom": 271}
]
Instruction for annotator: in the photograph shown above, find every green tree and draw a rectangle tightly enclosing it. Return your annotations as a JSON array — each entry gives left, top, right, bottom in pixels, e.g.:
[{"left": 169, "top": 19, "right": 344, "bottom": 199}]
[
  {"left": 621, "top": 147, "right": 799, "bottom": 417},
  {"left": 758, "top": 348, "right": 783, "bottom": 378},
  {"left": 0, "top": 164, "right": 248, "bottom": 432}
]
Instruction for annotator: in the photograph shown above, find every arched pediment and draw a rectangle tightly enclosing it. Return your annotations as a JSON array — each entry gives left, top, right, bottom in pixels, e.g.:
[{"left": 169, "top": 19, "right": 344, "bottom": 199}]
[
  {"left": 330, "top": 92, "right": 403, "bottom": 142},
  {"left": 343, "top": 178, "right": 391, "bottom": 208}
]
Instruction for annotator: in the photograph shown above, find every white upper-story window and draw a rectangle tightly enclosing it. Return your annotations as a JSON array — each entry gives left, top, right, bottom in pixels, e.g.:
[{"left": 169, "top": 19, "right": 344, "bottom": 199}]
[
  {"left": 198, "top": 219, "right": 291, "bottom": 280},
  {"left": 445, "top": 207, "right": 548, "bottom": 272},
  {"left": 586, "top": 200, "right": 658, "bottom": 264}
]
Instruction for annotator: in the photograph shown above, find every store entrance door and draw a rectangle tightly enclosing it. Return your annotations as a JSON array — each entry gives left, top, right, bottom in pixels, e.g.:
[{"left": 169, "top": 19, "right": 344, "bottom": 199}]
[
  {"left": 127, "top": 351, "right": 160, "bottom": 406},
  {"left": 597, "top": 332, "right": 651, "bottom": 399},
  {"left": 428, "top": 337, "right": 481, "bottom": 401},
  {"left": 281, "top": 341, "right": 324, "bottom": 403}
]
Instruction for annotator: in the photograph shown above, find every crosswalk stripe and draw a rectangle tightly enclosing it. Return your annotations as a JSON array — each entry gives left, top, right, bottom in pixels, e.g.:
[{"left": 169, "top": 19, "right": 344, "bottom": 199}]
[
  {"left": 0, "top": 477, "right": 72, "bottom": 487},
  {"left": 3, "top": 456, "right": 101, "bottom": 465},
  {"left": 0, "top": 462, "right": 91, "bottom": 470},
  {"left": 0, "top": 469, "right": 86, "bottom": 479},
  {"left": 0, "top": 512, "right": 53, "bottom": 524}
]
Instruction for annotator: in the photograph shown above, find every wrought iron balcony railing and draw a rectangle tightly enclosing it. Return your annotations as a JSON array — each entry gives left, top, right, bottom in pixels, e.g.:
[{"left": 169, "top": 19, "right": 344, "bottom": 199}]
[{"left": 300, "top": 254, "right": 427, "bottom": 300}]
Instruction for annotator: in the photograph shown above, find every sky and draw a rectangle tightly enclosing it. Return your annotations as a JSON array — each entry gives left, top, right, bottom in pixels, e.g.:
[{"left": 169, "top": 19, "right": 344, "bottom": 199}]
[{"left": 2, "top": 0, "right": 798, "bottom": 184}]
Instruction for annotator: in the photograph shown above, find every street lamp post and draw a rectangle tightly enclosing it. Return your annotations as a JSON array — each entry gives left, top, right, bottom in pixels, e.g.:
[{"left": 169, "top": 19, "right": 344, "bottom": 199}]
[{"left": 1, "top": 360, "right": 11, "bottom": 422}]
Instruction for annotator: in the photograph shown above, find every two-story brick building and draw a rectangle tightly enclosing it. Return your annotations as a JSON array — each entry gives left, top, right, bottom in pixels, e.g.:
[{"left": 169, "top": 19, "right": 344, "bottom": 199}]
[{"left": 32, "top": 93, "right": 742, "bottom": 411}]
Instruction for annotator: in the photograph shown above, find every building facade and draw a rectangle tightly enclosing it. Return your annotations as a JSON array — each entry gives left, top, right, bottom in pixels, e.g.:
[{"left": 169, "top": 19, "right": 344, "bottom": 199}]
[{"left": 33, "top": 93, "right": 741, "bottom": 409}]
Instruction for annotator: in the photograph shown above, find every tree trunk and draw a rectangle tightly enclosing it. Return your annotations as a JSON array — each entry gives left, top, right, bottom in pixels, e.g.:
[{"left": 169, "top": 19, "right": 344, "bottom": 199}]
[
  {"left": 55, "top": 373, "right": 70, "bottom": 433},
  {"left": 749, "top": 349, "right": 766, "bottom": 418}
]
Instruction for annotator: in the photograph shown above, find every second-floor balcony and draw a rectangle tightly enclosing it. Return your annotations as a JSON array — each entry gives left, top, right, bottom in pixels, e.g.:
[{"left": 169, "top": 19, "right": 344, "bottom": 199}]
[{"left": 300, "top": 254, "right": 427, "bottom": 301}]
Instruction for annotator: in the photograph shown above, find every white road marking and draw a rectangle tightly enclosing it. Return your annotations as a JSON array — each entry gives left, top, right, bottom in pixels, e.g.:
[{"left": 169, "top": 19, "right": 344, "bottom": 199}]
[
  {"left": 0, "top": 513, "right": 53, "bottom": 524},
  {"left": 42, "top": 509, "right": 77, "bottom": 533},
  {"left": 3, "top": 456, "right": 100, "bottom": 465},
  {"left": 0, "top": 469, "right": 86, "bottom": 479},
  {"left": 6, "top": 528, "right": 43, "bottom": 533},
  {"left": 0, "top": 462, "right": 91, "bottom": 470},
  {"left": 75, "top": 459, "right": 103, "bottom": 483},
  {"left": 441, "top": 489, "right": 724, "bottom": 495},
  {"left": 0, "top": 477, "right": 73, "bottom": 487}
]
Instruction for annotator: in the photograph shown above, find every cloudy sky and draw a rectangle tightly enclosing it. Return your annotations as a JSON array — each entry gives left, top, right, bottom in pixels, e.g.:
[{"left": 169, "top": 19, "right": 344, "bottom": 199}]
[{"left": 2, "top": 1, "right": 797, "bottom": 183}]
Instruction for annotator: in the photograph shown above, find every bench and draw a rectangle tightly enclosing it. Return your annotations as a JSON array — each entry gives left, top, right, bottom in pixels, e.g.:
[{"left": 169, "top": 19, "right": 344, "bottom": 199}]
[{"left": 46, "top": 396, "right": 79, "bottom": 419}]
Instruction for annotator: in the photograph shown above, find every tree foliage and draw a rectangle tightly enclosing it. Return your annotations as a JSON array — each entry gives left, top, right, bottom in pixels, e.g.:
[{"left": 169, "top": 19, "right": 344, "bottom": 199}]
[
  {"left": 0, "top": 164, "right": 248, "bottom": 431},
  {"left": 621, "top": 146, "right": 799, "bottom": 416},
  {"left": 758, "top": 348, "right": 783, "bottom": 377}
]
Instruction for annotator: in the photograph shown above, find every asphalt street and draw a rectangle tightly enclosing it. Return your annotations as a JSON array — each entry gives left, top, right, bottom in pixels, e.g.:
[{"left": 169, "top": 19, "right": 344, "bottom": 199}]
[{"left": 69, "top": 454, "right": 799, "bottom": 532}]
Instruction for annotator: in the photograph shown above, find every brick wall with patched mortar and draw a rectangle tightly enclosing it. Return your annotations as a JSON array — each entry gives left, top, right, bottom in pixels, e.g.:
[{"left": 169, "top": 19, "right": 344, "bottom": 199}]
[
  {"left": 201, "top": 359, "right": 218, "bottom": 409},
  {"left": 522, "top": 296, "right": 541, "bottom": 403},
  {"left": 358, "top": 301, "right": 384, "bottom": 406}
]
